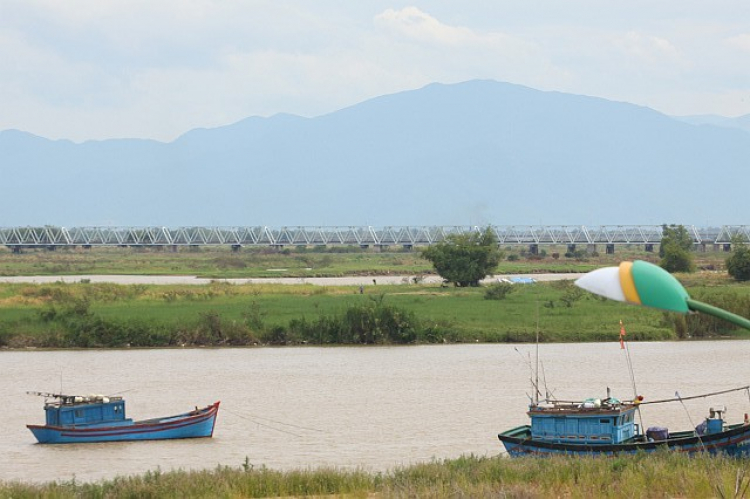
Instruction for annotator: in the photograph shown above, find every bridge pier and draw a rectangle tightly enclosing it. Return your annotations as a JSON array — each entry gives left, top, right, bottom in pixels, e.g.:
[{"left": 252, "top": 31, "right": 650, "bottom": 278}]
[
  {"left": 645, "top": 244, "right": 654, "bottom": 252},
  {"left": 606, "top": 244, "right": 615, "bottom": 254},
  {"left": 529, "top": 244, "right": 538, "bottom": 255}
]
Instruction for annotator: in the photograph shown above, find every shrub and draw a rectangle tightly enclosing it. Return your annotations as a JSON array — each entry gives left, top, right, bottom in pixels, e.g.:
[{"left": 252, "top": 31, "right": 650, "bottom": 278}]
[
  {"left": 483, "top": 282, "right": 515, "bottom": 300},
  {"left": 726, "top": 245, "right": 750, "bottom": 281}
]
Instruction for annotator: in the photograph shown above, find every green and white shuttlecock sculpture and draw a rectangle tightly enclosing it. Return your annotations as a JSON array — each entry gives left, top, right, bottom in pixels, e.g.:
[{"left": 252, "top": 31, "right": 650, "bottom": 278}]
[{"left": 575, "top": 260, "right": 750, "bottom": 331}]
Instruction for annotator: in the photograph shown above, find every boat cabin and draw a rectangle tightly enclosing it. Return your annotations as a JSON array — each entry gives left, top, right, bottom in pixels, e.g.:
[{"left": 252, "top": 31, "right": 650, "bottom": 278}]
[
  {"left": 528, "top": 398, "right": 639, "bottom": 445},
  {"left": 43, "top": 395, "right": 131, "bottom": 427}
]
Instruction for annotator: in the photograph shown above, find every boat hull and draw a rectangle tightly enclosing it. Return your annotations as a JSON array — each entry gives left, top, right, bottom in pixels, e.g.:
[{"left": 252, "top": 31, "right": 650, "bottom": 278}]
[
  {"left": 499, "top": 423, "right": 750, "bottom": 457},
  {"left": 27, "top": 401, "right": 220, "bottom": 444}
]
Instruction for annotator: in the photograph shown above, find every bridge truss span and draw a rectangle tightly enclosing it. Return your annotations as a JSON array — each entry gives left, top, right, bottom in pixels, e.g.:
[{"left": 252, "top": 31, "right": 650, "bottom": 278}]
[{"left": 1, "top": 225, "right": 748, "bottom": 249}]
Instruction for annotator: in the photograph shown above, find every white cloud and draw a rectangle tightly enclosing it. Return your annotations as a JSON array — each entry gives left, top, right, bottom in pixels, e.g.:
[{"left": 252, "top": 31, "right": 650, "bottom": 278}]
[
  {"left": 727, "top": 33, "right": 750, "bottom": 53},
  {"left": 1, "top": 2, "right": 749, "bottom": 140},
  {"left": 375, "top": 7, "right": 480, "bottom": 45},
  {"left": 614, "top": 31, "right": 685, "bottom": 68}
]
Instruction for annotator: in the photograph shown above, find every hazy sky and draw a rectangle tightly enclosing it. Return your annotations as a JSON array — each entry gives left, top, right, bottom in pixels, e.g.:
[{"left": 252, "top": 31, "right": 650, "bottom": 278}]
[{"left": 2, "top": 1, "right": 749, "bottom": 142}]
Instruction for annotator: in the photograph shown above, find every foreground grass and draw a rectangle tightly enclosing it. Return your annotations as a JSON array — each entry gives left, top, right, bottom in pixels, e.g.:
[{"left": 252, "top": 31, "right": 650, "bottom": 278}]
[{"left": 3, "top": 453, "right": 750, "bottom": 498}]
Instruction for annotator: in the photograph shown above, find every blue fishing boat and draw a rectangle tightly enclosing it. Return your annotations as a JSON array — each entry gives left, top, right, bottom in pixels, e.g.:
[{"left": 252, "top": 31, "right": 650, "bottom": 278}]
[
  {"left": 27, "top": 392, "right": 220, "bottom": 444},
  {"left": 498, "top": 387, "right": 750, "bottom": 456},
  {"left": 500, "top": 262, "right": 750, "bottom": 457}
]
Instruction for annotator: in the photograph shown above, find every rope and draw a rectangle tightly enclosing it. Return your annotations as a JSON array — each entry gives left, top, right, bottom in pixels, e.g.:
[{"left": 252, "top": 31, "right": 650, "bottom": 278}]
[
  {"left": 639, "top": 385, "right": 750, "bottom": 406},
  {"left": 222, "top": 406, "right": 324, "bottom": 437}
]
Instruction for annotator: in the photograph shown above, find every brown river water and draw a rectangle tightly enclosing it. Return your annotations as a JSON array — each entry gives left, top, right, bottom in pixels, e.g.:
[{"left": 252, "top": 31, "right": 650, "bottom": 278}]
[{"left": 4, "top": 341, "right": 750, "bottom": 484}]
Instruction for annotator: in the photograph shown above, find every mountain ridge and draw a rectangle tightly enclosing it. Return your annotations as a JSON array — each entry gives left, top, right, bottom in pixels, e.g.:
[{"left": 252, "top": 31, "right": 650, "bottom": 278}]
[{"left": 1, "top": 80, "right": 748, "bottom": 227}]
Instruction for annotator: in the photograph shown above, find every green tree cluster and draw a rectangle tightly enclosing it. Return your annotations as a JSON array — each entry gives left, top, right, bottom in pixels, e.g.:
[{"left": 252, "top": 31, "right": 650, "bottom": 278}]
[
  {"left": 726, "top": 235, "right": 750, "bottom": 281},
  {"left": 420, "top": 227, "right": 503, "bottom": 286},
  {"left": 659, "top": 224, "right": 695, "bottom": 273}
]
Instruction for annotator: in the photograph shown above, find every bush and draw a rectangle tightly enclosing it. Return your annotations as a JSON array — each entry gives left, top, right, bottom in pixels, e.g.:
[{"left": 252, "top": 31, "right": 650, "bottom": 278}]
[
  {"left": 483, "top": 282, "right": 515, "bottom": 300},
  {"left": 682, "top": 290, "right": 750, "bottom": 337},
  {"left": 726, "top": 246, "right": 750, "bottom": 281},
  {"left": 286, "top": 299, "right": 421, "bottom": 344},
  {"left": 421, "top": 227, "right": 502, "bottom": 287}
]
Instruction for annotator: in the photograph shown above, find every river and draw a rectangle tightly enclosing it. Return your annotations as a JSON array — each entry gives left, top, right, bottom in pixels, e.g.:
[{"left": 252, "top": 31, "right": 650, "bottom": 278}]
[{"left": 4, "top": 341, "right": 750, "bottom": 484}]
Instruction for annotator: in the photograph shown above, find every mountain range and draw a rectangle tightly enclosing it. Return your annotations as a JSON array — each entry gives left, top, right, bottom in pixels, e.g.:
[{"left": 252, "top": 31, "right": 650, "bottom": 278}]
[{"left": 2, "top": 79, "right": 748, "bottom": 227}]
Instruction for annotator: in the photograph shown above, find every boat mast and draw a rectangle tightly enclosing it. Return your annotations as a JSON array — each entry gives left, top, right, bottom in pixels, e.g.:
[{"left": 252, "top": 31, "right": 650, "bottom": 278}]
[
  {"left": 535, "top": 301, "right": 540, "bottom": 405},
  {"left": 620, "top": 320, "right": 645, "bottom": 432}
]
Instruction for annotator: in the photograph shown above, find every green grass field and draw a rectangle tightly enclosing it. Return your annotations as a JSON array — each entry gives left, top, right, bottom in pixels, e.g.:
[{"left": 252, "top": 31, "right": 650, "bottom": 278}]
[
  {"left": 0, "top": 245, "right": 747, "bottom": 348},
  {"left": 1, "top": 273, "right": 749, "bottom": 348},
  {"left": 0, "top": 244, "right": 733, "bottom": 278}
]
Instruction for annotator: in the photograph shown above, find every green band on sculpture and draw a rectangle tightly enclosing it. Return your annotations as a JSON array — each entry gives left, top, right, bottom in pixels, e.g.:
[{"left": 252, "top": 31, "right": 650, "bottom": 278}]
[{"left": 631, "top": 260, "right": 690, "bottom": 313}]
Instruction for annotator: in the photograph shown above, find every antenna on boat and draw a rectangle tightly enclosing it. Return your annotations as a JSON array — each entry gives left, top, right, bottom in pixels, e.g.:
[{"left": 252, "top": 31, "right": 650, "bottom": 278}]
[
  {"left": 535, "top": 301, "right": 540, "bottom": 405},
  {"left": 620, "top": 320, "right": 645, "bottom": 433},
  {"left": 514, "top": 347, "right": 540, "bottom": 404}
]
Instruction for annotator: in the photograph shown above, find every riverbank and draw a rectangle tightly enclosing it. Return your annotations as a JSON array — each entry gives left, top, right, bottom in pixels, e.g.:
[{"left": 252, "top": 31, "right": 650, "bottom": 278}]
[{"left": 1, "top": 453, "right": 744, "bottom": 498}]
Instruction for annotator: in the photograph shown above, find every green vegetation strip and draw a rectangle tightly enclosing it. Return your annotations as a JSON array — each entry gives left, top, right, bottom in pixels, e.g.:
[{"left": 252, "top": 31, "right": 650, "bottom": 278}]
[
  {"left": 3, "top": 453, "right": 750, "bottom": 498},
  {"left": 0, "top": 244, "right": 729, "bottom": 279},
  {"left": 1, "top": 277, "right": 749, "bottom": 348}
]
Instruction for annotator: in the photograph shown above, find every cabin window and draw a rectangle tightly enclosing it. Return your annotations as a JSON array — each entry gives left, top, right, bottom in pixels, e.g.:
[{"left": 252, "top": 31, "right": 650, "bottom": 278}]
[
  {"left": 75, "top": 409, "right": 84, "bottom": 418},
  {"left": 600, "top": 419, "right": 610, "bottom": 425}
]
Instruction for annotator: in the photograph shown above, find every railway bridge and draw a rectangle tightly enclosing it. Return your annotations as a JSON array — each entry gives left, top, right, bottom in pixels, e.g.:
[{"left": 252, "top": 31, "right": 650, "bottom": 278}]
[{"left": 2, "top": 225, "right": 749, "bottom": 253}]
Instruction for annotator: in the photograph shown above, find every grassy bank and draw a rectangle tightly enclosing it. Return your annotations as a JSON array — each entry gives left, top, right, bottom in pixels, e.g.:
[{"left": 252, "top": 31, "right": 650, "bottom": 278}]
[
  {"left": 1, "top": 274, "right": 749, "bottom": 348},
  {"left": 0, "top": 244, "right": 732, "bottom": 278},
  {"left": 3, "top": 453, "right": 750, "bottom": 498}
]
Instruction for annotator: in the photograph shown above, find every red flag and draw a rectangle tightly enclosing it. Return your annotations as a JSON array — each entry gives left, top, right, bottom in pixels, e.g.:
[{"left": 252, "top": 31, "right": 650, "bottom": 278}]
[{"left": 619, "top": 320, "right": 626, "bottom": 349}]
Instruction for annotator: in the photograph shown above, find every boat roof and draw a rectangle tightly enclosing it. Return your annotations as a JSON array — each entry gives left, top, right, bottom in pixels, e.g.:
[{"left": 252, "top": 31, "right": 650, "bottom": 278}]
[
  {"left": 528, "top": 397, "right": 637, "bottom": 416},
  {"left": 28, "top": 392, "right": 123, "bottom": 408}
]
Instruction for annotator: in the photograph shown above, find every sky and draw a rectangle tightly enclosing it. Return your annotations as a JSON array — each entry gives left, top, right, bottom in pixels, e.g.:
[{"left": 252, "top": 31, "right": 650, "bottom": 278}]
[{"left": 2, "top": 1, "right": 750, "bottom": 143}]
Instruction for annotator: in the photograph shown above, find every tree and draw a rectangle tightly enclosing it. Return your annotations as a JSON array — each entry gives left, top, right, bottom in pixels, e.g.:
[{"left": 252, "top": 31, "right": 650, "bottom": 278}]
[
  {"left": 659, "top": 224, "right": 695, "bottom": 273},
  {"left": 726, "top": 235, "right": 750, "bottom": 281},
  {"left": 421, "top": 227, "right": 503, "bottom": 287}
]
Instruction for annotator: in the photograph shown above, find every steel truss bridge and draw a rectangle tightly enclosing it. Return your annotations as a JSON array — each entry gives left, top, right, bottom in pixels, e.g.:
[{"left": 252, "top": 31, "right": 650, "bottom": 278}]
[{"left": 1, "top": 225, "right": 748, "bottom": 250}]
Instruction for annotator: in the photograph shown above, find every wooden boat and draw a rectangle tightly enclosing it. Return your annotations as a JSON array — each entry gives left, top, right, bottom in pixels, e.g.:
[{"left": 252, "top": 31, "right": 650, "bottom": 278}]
[
  {"left": 498, "top": 388, "right": 750, "bottom": 456},
  {"left": 26, "top": 392, "right": 220, "bottom": 444}
]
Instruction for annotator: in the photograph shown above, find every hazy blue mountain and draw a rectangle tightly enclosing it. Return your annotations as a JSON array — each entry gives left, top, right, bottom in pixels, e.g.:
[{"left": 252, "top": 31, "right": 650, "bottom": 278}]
[
  {"left": 2, "top": 80, "right": 749, "bottom": 227},
  {"left": 674, "top": 114, "right": 750, "bottom": 134}
]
